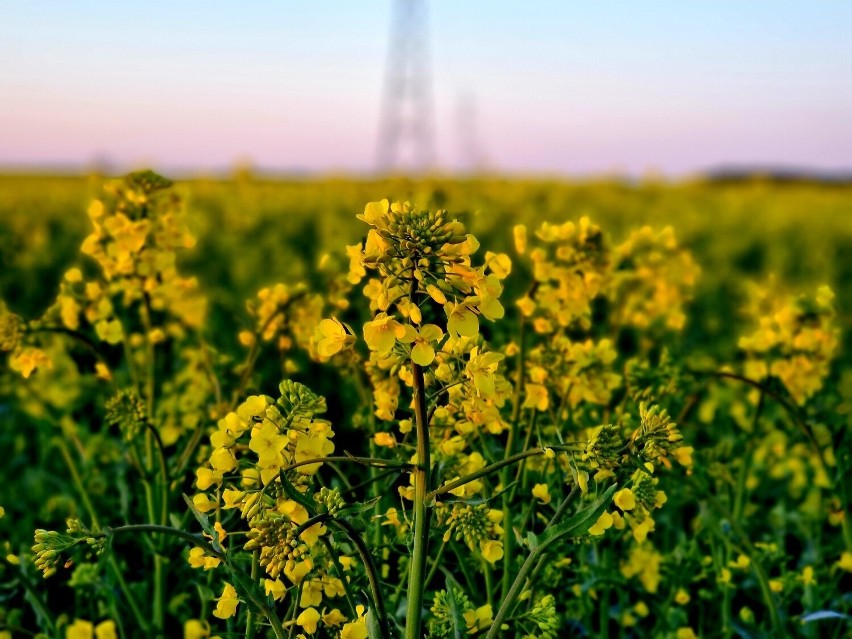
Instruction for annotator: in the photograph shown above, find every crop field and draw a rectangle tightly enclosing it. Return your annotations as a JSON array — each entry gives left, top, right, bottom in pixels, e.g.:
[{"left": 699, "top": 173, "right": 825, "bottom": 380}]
[{"left": 0, "top": 172, "right": 850, "bottom": 639}]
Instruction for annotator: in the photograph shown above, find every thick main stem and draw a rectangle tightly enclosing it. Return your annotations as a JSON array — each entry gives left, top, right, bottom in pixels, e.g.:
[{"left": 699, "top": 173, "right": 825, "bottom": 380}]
[{"left": 406, "top": 361, "right": 431, "bottom": 639}]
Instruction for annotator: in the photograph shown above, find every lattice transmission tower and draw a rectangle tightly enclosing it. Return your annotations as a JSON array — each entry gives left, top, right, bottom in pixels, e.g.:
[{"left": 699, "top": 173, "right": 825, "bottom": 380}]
[{"left": 375, "top": 0, "right": 436, "bottom": 172}]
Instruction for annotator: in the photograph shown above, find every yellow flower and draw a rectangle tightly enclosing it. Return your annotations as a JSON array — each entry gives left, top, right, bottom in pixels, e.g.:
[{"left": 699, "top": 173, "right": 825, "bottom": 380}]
[
  {"left": 341, "top": 605, "right": 369, "bottom": 639},
  {"left": 532, "top": 483, "right": 552, "bottom": 504},
  {"left": 316, "top": 318, "right": 353, "bottom": 357},
  {"left": 296, "top": 607, "right": 321, "bottom": 634},
  {"left": 513, "top": 225, "right": 527, "bottom": 254},
  {"left": 799, "top": 565, "right": 815, "bottom": 586},
  {"left": 838, "top": 551, "right": 852, "bottom": 573},
  {"left": 523, "top": 384, "right": 549, "bottom": 411},
  {"left": 676, "top": 628, "right": 698, "bottom": 639},
  {"left": 588, "top": 511, "right": 614, "bottom": 536},
  {"left": 346, "top": 243, "right": 366, "bottom": 284},
  {"left": 464, "top": 603, "right": 494, "bottom": 632},
  {"left": 66, "top": 619, "right": 94, "bottom": 639},
  {"left": 769, "top": 579, "right": 783, "bottom": 593},
  {"left": 399, "top": 323, "right": 443, "bottom": 366},
  {"left": 323, "top": 608, "right": 347, "bottom": 627},
  {"left": 264, "top": 578, "right": 287, "bottom": 601},
  {"left": 613, "top": 488, "right": 636, "bottom": 511},
  {"left": 192, "top": 493, "right": 218, "bottom": 513},
  {"left": 675, "top": 588, "right": 690, "bottom": 605},
  {"left": 95, "top": 620, "right": 117, "bottom": 639},
  {"left": 184, "top": 619, "right": 210, "bottom": 639},
  {"left": 484, "top": 251, "right": 512, "bottom": 279},
  {"left": 374, "top": 432, "right": 396, "bottom": 448},
  {"left": 480, "top": 539, "right": 504, "bottom": 563},
  {"left": 95, "top": 319, "right": 124, "bottom": 344},
  {"left": 188, "top": 546, "right": 222, "bottom": 570},
  {"left": 444, "top": 300, "right": 479, "bottom": 338},
  {"left": 363, "top": 313, "right": 405, "bottom": 353},
  {"left": 212, "top": 582, "right": 239, "bottom": 619},
  {"left": 10, "top": 347, "right": 52, "bottom": 378}
]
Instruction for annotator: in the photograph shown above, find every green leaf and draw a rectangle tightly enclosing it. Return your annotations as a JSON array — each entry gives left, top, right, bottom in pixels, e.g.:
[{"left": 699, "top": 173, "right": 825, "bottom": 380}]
[
  {"left": 182, "top": 494, "right": 215, "bottom": 538},
  {"left": 538, "top": 483, "right": 618, "bottom": 547},
  {"left": 366, "top": 606, "right": 383, "bottom": 639}
]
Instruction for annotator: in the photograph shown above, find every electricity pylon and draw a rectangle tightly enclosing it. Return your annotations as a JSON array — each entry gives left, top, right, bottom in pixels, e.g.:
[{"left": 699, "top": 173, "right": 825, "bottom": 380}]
[{"left": 375, "top": 0, "right": 436, "bottom": 173}]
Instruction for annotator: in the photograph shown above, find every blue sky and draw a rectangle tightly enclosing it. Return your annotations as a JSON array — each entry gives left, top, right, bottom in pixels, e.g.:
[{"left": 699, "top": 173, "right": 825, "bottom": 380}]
[{"left": 1, "top": 1, "right": 851, "bottom": 175}]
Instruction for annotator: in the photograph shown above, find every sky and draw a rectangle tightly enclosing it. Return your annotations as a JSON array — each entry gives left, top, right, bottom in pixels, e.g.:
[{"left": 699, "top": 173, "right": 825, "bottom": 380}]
[{"left": 1, "top": 1, "right": 851, "bottom": 176}]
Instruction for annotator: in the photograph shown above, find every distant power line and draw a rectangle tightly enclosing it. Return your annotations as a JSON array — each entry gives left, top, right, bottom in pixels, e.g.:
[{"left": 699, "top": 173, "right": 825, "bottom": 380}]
[{"left": 375, "top": 0, "right": 436, "bottom": 173}]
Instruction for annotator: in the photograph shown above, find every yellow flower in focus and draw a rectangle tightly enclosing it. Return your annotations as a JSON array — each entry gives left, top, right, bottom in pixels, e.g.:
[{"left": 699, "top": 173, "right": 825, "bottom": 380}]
[
  {"left": 340, "top": 604, "right": 369, "bottom": 639},
  {"left": 212, "top": 582, "right": 239, "bottom": 619},
  {"left": 532, "top": 483, "right": 552, "bottom": 504},
  {"left": 399, "top": 323, "right": 443, "bottom": 366},
  {"left": 480, "top": 539, "right": 504, "bottom": 563},
  {"left": 464, "top": 603, "right": 494, "bottom": 632},
  {"left": 363, "top": 313, "right": 405, "bottom": 353},
  {"left": 192, "top": 493, "right": 218, "bottom": 513},
  {"left": 66, "top": 620, "right": 94, "bottom": 639},
  {"left": 188, "top": 546, "right": 222, "bottom": 570},
  {"left": 323, "top": 608, "right": 347, "bottom": 627},
  {"left": 444, "top": 300, "right": 479, "bottom": 338},
  {"left": 296, "top": 607, "right": 321, "bottom": 634},
  {"left": 264, "top": 578, "right": 287, "bottom": 601},
  {"left": 316, "top": 318, "right": 353, "bottom": 357}
]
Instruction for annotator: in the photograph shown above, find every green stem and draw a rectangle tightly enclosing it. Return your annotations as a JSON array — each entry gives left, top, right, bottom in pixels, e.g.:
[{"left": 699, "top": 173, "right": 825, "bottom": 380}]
[
  {"left": 502, "top": 315, "right": 527, "bottom": 600},
  {"left": 56, "top": 438, "right": 149, "bottom": 632},
  {"left": 246, "top": 551, "right": 259, "bottom": 639},
  {"left": 427, "top": 445, "right": 579, "bottom": 502},
  {"left": 423, "top": 539, "right": 448, "bottom": 591},
  {"left": 406, "top": 361, "right": 431, "bottom": 639}
]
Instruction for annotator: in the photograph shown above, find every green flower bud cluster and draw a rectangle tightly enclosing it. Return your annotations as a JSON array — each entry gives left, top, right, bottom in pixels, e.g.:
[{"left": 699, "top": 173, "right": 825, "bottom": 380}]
[
  {"left": 527, "top": 594, "right": 559, "bottom": 639},
  {"left": 314, "top": 486, "right": 344, "bottom": 515},
  {"left": 376, "top": 205, "right": 466, "bottom": 260},
  {"left": 581, "top": 423, "right": 623, "bottom": 469},
  {"left": 438, "top": 504, "right": 489, "bottom": 548},
  {"left": 244, "top": 514, "right": 308, "bottom": 579},
  {"left": 278, "top": 379, "right": 327, "bottom": 423},
  {"left": 105, "top": 389, "right": 147, "bottom": 441},
  {"left": 630, "top": 402, "right": 683, "bottom": 463},
  {"left": 428, "top": 586, "right": 474, "bottom": 638},
  {"left": 631, "top": 470, "right": 660, "bottom": 517},
  {"left": 32, "top": 529, "right": 77, "bottom": 578}
]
